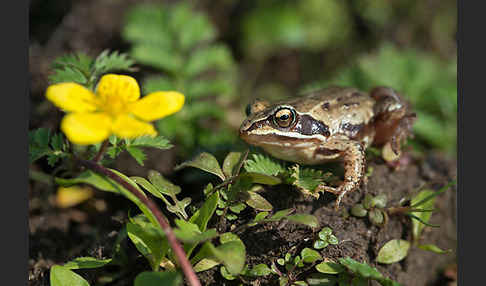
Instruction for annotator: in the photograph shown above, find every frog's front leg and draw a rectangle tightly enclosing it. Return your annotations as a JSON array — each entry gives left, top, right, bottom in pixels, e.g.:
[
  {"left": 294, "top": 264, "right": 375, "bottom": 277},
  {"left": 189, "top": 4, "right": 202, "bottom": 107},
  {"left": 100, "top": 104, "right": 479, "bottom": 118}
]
[{"left": 315, "top": 140, "right": 365, "bottom": 210}]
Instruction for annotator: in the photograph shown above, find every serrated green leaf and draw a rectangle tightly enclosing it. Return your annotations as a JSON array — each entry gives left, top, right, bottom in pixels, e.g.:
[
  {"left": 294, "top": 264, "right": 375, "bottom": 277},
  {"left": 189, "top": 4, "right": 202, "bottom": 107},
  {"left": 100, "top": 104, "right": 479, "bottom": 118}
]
[
  {"left": 244, "top": 154, "right": 286, "bottom": 176},
  {"left": 290, "top": 165, "right": 333, "bottom": 194},
  {"left": 186, "top": 79, "right": 233, "bottom": 98},
  {"left": 132, "top": 44, "right": 182, "bottom": 72},
  {"left": 134, "top": 271, "right": 182, "bottom": 286},
  {"left": 93, "top": 50, "right": 135, "bottom": 76},
  {"left": 376, "top": 239, "right": 410, "bottom": 264},
  {"left": 49, "top": 67, "right": 88, "bottom": 84},
  {"left": 126, "top": 146, "right": 147, "bottom": 166},
  {"left": 287, "top": 214, "right": 319, "bottom": 228},
  {"left": 50, "top": 265, "right": 90, "bottom": 286},
  {"left": 184, "top": 45, "right": 234, "bottom": 77},
  {"left": 143, "top": 76, "right": 175, "bottom": 94},
  {"left": 128, "top": 135, "right": 172, "bottom": 149},
  {"left": 176, "top": 152, "right": 225, "bottom": 181},
  {"left": 63, "top": 257, "right": 112, "bottom": 270}
]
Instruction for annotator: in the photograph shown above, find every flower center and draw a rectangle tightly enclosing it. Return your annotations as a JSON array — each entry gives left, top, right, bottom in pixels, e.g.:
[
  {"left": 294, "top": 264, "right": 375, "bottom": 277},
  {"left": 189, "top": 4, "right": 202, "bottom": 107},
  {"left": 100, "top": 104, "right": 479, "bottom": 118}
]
[{"left": 98, "top": 94, "right": 130, "bottom": 117}]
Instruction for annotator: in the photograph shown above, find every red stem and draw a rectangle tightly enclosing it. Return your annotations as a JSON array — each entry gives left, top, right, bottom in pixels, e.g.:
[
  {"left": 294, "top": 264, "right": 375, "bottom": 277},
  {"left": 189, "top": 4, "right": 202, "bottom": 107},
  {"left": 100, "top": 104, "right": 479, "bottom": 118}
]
[
  {"left": 93, "top": 140, "right": 110, "bottom": 163},
  {"left": 80, "top": 159, "right": 201, "bottom": 286}
]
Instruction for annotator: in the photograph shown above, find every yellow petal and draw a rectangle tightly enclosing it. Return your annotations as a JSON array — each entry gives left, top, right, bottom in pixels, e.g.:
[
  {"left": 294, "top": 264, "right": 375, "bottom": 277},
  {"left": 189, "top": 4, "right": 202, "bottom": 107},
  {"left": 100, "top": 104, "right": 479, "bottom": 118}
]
[
  {"left": 61, "top": 113, "right": 112, "bottom": 145},
  {"left": 96, "top": 74, "right": 140, "bottom": 103},
  {"left": 130, "top": 91, "right": 185, "bottom": 121},
  {"left": 46, "top": 83, "right": 97, "bottom": 112},
  {"left": 112, "top": 114, "right": 157, "bottom": 139},
  {"left": 56, "top": 186, "right": 94, "bottom": 208}
]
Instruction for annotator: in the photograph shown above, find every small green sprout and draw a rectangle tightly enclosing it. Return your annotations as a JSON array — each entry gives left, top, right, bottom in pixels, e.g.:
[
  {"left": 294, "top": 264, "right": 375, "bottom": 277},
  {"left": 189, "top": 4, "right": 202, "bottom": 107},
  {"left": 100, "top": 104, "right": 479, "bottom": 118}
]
[
  {"left": 351, "top": 193, "right": 389, "bottom": 226},
  {"left": 313, "top": 227, "right": 339, "bottom": 249}
]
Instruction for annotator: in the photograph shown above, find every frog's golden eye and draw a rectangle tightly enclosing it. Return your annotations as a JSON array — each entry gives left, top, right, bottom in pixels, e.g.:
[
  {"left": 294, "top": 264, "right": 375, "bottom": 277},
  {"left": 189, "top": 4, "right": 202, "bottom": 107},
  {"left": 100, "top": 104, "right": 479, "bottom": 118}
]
[{"left": 274, "top": 108, "right": 295, "bottom": 128}]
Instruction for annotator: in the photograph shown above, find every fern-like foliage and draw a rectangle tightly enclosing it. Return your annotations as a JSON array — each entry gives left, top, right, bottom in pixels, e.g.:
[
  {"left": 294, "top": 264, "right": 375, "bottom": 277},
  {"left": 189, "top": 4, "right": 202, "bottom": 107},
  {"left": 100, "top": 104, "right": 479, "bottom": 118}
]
[
  {"left": 244, "top": 154, "right": 286, "bottom": 176},
  {"left": 48, "top": 50, "right": 135, "bottom": 89},
  {"left": 122, "top": 2, "right": 238, "bottom": 154},
  {"left": 29, "top": 128, "right": 69, "bottom": 166}
]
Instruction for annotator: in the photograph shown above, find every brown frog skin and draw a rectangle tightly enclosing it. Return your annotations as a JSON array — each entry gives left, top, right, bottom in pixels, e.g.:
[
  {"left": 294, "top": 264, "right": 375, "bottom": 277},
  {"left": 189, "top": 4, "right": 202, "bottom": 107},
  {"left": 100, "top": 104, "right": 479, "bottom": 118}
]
[{"left": 239, "top": 86, "right": 416, "bottom": 209}]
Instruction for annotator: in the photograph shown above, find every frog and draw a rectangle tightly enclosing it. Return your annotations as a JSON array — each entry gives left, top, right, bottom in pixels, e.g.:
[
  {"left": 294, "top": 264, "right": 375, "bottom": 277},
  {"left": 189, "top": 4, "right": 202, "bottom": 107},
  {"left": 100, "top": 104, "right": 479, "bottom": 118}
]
[{"left": 239, "top": 86, "right": 416, "bottom": 210}]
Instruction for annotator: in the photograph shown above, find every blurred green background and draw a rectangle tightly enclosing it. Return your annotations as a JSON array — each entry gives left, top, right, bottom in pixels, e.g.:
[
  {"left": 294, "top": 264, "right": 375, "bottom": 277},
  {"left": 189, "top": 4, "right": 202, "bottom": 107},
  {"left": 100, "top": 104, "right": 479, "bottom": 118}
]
[{"left": 30, "top": 0, "right": 457, "bottom": 161}]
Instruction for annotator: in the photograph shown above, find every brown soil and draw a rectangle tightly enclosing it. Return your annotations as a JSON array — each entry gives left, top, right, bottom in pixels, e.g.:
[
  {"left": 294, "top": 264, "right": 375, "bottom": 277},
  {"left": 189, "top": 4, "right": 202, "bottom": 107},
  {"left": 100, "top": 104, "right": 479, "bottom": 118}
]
[{"left": 29, "top": 152, "right": 457, "bottom": 286}]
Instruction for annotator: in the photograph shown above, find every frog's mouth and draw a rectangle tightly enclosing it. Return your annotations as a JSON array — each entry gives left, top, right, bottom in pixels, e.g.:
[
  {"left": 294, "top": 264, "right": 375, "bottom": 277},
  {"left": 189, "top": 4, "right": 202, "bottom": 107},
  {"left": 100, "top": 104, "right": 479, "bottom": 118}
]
[{"left": 239, "top": 130, "right": 323, "bottom": 149}]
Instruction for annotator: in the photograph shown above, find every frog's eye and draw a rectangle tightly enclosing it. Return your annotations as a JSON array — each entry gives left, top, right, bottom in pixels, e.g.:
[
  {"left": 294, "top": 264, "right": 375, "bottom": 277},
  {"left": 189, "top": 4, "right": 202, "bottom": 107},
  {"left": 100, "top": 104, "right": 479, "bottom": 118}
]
[{"left": 274, "top": 108, "right": 295, "bottom": 128}]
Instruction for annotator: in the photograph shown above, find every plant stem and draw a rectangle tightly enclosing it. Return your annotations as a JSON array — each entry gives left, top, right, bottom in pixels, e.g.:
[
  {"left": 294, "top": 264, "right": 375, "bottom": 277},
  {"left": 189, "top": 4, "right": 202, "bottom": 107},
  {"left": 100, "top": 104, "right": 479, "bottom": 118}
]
[
  {"left": 93, "top": 140, "right": 109, "bottom": 163},
  {"left": 79, "top": 160, "right": 201, "bottom": 286}
]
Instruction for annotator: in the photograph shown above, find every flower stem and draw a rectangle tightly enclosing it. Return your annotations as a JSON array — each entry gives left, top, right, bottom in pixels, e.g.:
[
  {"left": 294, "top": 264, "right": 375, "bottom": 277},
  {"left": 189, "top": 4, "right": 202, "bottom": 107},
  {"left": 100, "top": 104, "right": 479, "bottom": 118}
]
[
  {"left": 93, "top": 140, "right": 109, "bottom": 163},
  {"left": 79, "top": 159, "right": 201, "bottom": 286}
]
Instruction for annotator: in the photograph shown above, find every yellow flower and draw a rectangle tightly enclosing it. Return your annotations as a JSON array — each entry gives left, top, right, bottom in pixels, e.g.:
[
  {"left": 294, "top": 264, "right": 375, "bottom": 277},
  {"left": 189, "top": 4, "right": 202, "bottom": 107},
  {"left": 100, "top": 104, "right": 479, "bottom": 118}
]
[{"left": 46, "top": 74, "right": 184, "bottom": 145}]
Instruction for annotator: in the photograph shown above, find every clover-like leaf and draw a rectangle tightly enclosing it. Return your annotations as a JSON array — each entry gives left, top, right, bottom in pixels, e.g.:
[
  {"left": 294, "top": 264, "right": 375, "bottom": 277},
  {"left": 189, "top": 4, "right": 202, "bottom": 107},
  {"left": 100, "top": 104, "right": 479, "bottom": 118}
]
[
  {"left": 246, "top": 264, "right": 272, "bottom": 277},
  {"left": 376, "top": 239, "right": 410, "bottom": 264},
  {"left": 176, "top": 152, "right": 225, "bottom": 181}
]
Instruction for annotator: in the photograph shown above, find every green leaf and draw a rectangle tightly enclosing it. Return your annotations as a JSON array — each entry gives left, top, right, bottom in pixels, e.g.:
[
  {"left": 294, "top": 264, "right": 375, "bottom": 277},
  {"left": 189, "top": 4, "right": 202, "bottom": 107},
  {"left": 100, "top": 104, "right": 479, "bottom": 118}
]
[
  {"left": 50, "top": 265, "right": 90, "bottom": 286},
  {"left": 246, "top": 264, "right": 272, "bottom": 276},
  {"left": 376, "top": 239, "right": 410, "bottom": 264},
  {"left": 126, "top": 146, "right": 147, "bottom": 166},
  {"left": 318, "top": 227, "right": 333, "bottom": 240},
  {"left": 220, "top": 266, "right": 237, "bottom": 280},
  {"left": 287, "top": 214, "right": 319, "bottom": 228},
  {"left": 48, "top": 53, "right": 92, "bottom": 84},
  {"left": 327, "top": 235, "right": 339, "bottom": 245},
  {"left": 148, "top": 170, "right": 182, "bottom": 196},
  {"left": 63, "top": 257, "right": 112, "bottom": 269},
  {"left": 269, "top": 209, "right": 295, "bottom": 221},
  {"left": 127, "top": 216, "right": 167, "bottom": 270},
  {"left": 290, "top": 166, "right": 332, "bottom": 193},
  {"left": 168, "top": 2, "right": 216, "bottom": 51},
  {"left": 143, "top": 76, "right": 175, "bottom": 93},
  {"left": 55, "top": 170, "right": 159, "bottom": 227},
  {"left": 245, "top": 191, "right": 273, "bottom": 211},
  {"left": 184, "top": 45, "right": 234, "bottom": 77},
  {"left": 372, "top": 194, "right": 388, "bottom": 209},
  {"left": 410, "top": 190, "right": 436, "bottom": 242},
  {"left": 175, "top": 152, "right": 225, "bottom": 181},
  {"left": 315, "top": 262, "right": 345, "bottom": 274},
  {"left": 92, "top": 50, "right": 135, "bottom": 76},
  {"left": 131, "top": 44, "right": 183, "bottom": 72},
  {"left": 134, "top": 271, "right": 182, "bottom": 286},
  {"left": 313, "top": 240, "right": 329, "bottom": 249},
  {"left": 417, "top": 244, "right": 452, "bottom": 254},
  {"left": 229, "top": 202, "right": 247, "bottom": 214},
  {"left": 306, "top": 273, "right": 338, "bottom": 286},
  {"left": 173, "top": 219, "right": 218, "bottom": 243},
  {"left": 210, "top": 238, "right": 246, "bottom": 275},
  {"left": 301, "top": 248, "right": 322, "bottom": 263},
  {"left": 242, "top": 172, "right": 282, "bottom": 185},
  {"left": 189, "top": 191, "right": 219, "bottom": 232},
  {"left": 193, "top": 258, "right": 220, "bottom": 272},
  {"left": 338, "top": 257, "right": 384, "bottom": 280},
  {"left": 129, "top": 135, "right": 172, "bottom": 149},
  {"left": 244, "top": 154, "right": 286, "bottom": 176},
  {"left": 222, "top": 152, "right": 243, "bottom": 178},
  {"left": 369, "top": 209, "right": 385, "bottom": 226},
  {"left": 351, "top": 204, "right": 368, "bottom": 217}
]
